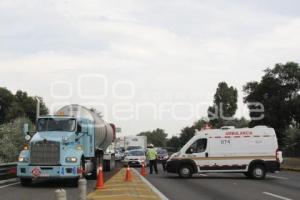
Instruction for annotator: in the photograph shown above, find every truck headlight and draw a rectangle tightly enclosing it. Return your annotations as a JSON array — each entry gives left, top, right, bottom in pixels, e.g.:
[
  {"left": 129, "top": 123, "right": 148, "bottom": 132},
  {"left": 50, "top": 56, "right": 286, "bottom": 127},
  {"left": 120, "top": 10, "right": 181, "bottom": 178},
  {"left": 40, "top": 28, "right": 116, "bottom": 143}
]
[
  {"left": 18, "top": 156, "right": 29, "bottom": 162},
  {"left": 65, "top": 157, "right": 77, "bottom": 163}
]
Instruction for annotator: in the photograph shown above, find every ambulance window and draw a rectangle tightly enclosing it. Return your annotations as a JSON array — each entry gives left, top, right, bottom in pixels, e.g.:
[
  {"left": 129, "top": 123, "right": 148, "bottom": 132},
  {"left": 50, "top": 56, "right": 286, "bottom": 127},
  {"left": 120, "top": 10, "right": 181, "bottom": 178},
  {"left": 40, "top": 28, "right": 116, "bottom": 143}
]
[
  {"left": 195, "top": 139, "right": 207, "bottom": 153},
  {"left": 186, "top": 138, "right": 207, "bottom": 154}
]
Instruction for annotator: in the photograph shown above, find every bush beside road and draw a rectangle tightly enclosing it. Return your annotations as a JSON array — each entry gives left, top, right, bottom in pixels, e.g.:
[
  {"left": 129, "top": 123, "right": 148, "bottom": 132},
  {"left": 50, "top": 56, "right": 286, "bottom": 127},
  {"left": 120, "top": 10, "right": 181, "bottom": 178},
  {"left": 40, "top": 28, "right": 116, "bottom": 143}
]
[{"left": 281, "top": 157, "right": 300, "bottom": 171}]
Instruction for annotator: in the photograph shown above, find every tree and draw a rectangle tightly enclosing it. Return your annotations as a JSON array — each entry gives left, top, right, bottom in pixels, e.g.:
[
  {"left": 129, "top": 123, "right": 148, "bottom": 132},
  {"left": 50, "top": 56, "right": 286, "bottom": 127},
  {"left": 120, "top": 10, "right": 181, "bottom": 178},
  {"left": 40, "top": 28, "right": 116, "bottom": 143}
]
[
  {"left": 208, "top": 82, "right": 238, "bottom": 128},
  {"left": 243, "top": 62, "right": 300, "bottom": 146},
  {"left": 0, "top": 87, "right": 15, "bottom": 124},
  {"left": 166, "top": 136, "right": 181, "bottom": 151},
  {"left": 14, "top": 91, "right": 48, "bottom": 123},
  {"left": 0, "top": 117, "right": 34, "bottom": 162},
  {"left": 138, "top": 128, "right": 168, "bottom": 147},
  {"left": 0, "top": 88, "right": 48, "bottom": 124},
  {"left": 179, "top": 126, "right": 196, "bottom": 146}
]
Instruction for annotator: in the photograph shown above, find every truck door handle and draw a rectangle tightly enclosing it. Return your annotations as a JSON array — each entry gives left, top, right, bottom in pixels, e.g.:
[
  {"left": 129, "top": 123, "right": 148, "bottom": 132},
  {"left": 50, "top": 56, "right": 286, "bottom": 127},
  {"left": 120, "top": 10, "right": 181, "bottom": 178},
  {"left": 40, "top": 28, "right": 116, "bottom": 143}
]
[{"left": 205, "top": 152, "right": 208, "bottom": 157}]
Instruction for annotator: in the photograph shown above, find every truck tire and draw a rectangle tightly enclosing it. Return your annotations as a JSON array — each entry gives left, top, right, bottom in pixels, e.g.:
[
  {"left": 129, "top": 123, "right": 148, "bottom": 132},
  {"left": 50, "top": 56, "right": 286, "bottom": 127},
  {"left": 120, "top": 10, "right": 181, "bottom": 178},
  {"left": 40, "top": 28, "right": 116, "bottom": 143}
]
[
  {"left": 91, "top": 153, "right": 103, "bottom": 180},
  {"left": 250, "top": 164, "right": 266, "bottom": 180},
  {"left": 178, "top": 165, "right": 193, "bottom": 178},
  {"left": 20, "top": 178, "right": 32, "bottom": 186}
]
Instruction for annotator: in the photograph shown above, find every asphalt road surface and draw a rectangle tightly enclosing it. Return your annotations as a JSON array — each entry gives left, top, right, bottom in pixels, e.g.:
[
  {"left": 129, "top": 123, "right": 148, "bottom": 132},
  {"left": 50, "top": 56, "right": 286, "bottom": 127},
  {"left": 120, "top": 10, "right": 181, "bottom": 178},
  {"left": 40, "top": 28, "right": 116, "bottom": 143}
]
[
  {"left": 146, "top": 166, "right": 300, "bottom": 200},
  {"left": 0, "top": 162, "right": 122, "bottom": 200}
]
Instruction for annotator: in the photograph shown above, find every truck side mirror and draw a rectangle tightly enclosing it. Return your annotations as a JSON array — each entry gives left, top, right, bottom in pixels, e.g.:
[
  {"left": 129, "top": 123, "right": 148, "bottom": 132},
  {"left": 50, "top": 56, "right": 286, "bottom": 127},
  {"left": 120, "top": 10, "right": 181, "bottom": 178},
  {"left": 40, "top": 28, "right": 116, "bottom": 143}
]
[{"left": 23, "top": 123, "right": 29, "bottom": 136}]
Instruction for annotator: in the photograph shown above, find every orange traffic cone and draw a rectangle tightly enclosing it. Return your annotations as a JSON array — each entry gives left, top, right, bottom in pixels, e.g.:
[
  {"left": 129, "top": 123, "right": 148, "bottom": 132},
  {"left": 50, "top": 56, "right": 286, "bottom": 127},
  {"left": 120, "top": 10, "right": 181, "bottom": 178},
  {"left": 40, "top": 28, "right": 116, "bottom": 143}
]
[
  {"left": 124, "top": 165, "right": 132, "bottom": 182},
  {"left": 96, "top": 165, "right": 104, "bottom": 189},
  {"left": 141, "top": 162, "right": 147, "bottom": 176}
]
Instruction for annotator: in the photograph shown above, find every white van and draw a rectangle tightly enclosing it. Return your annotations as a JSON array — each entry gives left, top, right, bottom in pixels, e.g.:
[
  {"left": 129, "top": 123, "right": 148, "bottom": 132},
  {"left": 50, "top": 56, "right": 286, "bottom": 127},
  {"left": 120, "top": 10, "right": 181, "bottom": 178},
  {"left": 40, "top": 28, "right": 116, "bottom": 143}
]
[{"left": 166, "top": 126, "right": 283, "bottom": 179}]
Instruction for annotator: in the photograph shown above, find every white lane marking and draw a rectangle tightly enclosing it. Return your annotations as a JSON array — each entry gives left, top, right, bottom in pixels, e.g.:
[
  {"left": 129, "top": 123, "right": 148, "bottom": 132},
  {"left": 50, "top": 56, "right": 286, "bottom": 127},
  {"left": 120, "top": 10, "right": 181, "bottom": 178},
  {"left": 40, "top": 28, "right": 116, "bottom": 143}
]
[
  {"left": 0, "top": 182, "right": 19, "bottom": 189},
  {"left": 0, "top": 178, "right": 18, "bottom": 185},
  {"left": 263, "top": 192, "right": 293, "bottom": 200},
  {"left": 133, "top": 169, "right": 169, "bottom": 200},
  {"left": 267, "top": 175, "right": 289, "bottom": 180}
]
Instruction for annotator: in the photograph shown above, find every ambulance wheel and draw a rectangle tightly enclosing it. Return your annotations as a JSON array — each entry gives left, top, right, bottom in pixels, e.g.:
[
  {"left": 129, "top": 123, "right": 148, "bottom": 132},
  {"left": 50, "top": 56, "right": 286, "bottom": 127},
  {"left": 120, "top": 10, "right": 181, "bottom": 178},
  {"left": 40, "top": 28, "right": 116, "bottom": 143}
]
[
  {"left": 250, "top": 164, "right": 266, "bottom": 180},
  {"left": 20, "top": 178, "right": 32, "bottom": 186},
  {"left": 178, "top": 165, "right": 193, "bottom": 178}
]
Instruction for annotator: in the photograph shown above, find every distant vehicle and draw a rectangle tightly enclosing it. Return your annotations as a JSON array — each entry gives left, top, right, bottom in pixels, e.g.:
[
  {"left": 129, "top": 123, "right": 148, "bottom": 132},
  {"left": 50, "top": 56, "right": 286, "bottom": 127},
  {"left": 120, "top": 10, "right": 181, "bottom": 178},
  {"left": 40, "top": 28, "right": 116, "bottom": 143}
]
[
  {"left": 115, "top": 150, "right": 124, "bottom": 161},
  {"left": 123, "top": 150, "right": 146, "bottom": 167},
  {"left": 166, "top": 126, "right": 283, "bottom": 179},
  {"left": 127, "top": 146, "right": 143, "bottom": 151},
  {"left": 125, "top": 136, "right": 147, "bottom": 150},
  {"left": 157, "top": 148, "right": 169, "bottom": 162}
]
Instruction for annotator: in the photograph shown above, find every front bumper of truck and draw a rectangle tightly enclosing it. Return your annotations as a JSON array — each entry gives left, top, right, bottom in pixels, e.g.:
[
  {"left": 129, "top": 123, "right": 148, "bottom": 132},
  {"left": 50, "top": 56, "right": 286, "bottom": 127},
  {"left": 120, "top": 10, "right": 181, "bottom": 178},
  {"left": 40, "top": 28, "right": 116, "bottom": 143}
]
[{"left": 17, "top": 164, "right": 81, "bottom": 179}]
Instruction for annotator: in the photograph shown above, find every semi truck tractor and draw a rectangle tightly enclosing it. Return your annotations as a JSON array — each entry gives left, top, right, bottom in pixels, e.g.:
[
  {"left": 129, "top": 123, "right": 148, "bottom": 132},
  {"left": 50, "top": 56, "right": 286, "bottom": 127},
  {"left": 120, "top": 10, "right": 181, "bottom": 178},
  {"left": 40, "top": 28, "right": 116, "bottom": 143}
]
[{"left": 17, "top": 104, "right": 116, "bottom": 186}]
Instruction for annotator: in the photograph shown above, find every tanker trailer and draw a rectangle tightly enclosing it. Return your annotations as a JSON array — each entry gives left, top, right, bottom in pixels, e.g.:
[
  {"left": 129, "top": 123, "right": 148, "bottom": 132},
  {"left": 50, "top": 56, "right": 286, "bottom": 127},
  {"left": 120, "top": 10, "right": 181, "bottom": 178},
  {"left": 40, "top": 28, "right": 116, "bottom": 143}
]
[{"left": 17, "top": 104, "right": 116, "bottom": 186}]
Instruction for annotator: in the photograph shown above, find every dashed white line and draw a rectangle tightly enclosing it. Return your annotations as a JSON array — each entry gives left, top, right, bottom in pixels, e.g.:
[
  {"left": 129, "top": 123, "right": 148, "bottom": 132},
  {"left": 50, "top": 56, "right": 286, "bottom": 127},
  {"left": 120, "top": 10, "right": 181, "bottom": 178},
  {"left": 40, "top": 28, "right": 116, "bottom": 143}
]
[
  {"left": 267, "top": 175, "right": 289, "bottom": 180},
  {"left": 0, "top": 182, "right": 19, "bottom": 189},
  {"left": 263, "top": 192, "right": 293, "bottom": 200}
]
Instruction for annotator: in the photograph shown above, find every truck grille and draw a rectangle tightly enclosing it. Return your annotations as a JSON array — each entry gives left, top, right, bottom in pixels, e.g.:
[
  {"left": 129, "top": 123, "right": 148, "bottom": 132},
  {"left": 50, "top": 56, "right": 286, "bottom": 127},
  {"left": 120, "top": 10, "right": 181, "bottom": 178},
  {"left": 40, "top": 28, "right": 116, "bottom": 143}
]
[{"left": 30, "top": 141, "right": 60, "bottom": 165}]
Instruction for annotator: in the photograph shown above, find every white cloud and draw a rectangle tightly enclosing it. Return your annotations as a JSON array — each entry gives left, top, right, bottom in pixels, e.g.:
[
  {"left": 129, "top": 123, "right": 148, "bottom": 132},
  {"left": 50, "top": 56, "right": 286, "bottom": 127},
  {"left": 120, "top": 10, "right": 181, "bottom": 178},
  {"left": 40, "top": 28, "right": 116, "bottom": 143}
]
[{"left": 0, "top": 0, "right": 300, "bottom": 135}]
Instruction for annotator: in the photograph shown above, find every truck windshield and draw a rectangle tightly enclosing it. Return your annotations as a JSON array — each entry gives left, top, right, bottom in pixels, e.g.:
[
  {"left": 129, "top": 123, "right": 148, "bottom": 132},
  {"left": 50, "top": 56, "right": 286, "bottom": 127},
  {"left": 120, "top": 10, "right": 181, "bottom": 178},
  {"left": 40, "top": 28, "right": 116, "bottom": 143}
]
[{"left": 37, "top": 118, "right": 76, "bottom": 132}]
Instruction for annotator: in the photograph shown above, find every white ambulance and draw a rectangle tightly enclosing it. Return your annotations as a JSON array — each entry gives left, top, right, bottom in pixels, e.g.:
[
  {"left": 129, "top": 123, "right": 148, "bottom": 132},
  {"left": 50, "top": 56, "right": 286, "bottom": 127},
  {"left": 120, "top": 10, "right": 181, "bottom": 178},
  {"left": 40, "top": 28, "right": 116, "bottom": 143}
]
[{"left": 166, "top": 126, "right": 283, "bottom": 179}]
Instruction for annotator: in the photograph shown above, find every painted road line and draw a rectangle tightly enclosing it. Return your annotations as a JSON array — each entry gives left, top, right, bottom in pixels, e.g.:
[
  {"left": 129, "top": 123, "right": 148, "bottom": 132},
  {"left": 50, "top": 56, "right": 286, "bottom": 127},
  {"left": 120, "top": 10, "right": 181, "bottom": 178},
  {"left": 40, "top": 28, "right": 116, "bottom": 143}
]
[
  {"left": 263, "top": 192, "right": 293, "bottom": 200},
  {"left": 133, "top": 168, "right": 169, "bottom": 200},
  {"left": 0, "top": 178, "right": 18, "bottom": 185},
  {"left": 267, "top": 175, "right": 289, "bottom": 180},
  {"left": 0, "top": 182, "right": 19, "bottom": 189}
]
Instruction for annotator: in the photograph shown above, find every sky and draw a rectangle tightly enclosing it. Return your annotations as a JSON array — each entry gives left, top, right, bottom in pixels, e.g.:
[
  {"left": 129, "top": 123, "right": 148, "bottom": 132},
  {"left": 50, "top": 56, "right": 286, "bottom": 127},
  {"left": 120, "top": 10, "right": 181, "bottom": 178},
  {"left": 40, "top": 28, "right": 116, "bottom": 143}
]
[{"left": 1, "top": 0, "right": 300, "bottom": 137}]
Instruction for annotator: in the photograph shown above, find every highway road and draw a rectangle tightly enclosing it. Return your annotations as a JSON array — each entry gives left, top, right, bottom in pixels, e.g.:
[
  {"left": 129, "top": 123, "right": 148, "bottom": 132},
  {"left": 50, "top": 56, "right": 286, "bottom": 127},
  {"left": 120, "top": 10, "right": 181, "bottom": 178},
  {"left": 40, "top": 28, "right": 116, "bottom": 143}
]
[
  {"left": 0, "top": 162, "right": 121, "bottom": 200},
  {"left": 1, "top": 163, "right": 299, "bottom": 200},
  {"left": 146, "top": 166, "right": 300, "bottom": 200}
]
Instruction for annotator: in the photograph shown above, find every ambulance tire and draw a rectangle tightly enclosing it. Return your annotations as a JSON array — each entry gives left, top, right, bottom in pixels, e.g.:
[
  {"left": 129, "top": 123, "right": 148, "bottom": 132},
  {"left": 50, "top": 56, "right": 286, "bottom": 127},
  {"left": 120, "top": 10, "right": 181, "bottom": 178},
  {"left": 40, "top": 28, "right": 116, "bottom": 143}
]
[
  {"left": 178, "top": 165, "right": 193, "bottom": 178},
  {"left": 250, "top": 164, "right": 266, "bottom": 180},
  {"left": 20, "top": 178, "right": 32, "bottom": 186}
]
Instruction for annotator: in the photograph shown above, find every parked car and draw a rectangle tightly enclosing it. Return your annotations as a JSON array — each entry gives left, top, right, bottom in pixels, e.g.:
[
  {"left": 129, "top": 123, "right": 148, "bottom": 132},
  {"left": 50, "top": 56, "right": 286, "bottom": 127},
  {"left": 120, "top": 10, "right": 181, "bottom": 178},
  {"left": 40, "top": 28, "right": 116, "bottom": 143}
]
[
  {"left": 157, "top": 148, "right": 168, "bottom": 171},
  {"left": 115, "top": 150, "right": 124, "bottom": 161},
  {"left": 123, "top": 150, "right": 146, "bottom": 167},
  {"left": 157, "top": 148, "right": 169, "bottom": 162}
]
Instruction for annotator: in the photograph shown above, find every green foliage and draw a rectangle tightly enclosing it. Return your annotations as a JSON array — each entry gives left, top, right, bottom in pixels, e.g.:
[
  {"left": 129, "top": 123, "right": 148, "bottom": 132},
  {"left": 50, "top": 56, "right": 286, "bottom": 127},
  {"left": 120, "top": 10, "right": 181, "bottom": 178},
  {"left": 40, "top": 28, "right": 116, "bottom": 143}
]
[
  {"left": 282, "top": 127, "right": 300, "bottom": 157},
  {"left": 166, "top": 136, "right": 181, "bottom": 151},
  {"left": 0, "top": 117, "right": 34, "bottom": 162},
  {"left": 208, "top": 82, "right": 238, "bottom": 127},
  {"left": 0, "top": 87, "right": 15, "bottom": 123},
  {"left": 0, "top": 88, "right": 48, "bottom": 124},
  {"left": 243, "top": 62, "right": 300, "bottom": 146},
  {"left": 138, "top": 128, "right": 168, "bottom": 147}
]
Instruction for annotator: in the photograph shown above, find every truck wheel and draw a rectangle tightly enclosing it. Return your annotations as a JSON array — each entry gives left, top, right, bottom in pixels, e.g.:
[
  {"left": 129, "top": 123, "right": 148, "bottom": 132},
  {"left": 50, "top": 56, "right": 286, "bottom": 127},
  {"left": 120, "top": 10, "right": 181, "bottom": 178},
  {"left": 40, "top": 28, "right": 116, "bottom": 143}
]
[
  {"left": 91, "top": 154, "right": 102, "bottom": 180},
  {"left": 178, "top": 165, "right": 193, "bottom": 178},
  {"left": 250, "top": 164, "right": 266, "bottom": 180},
  {"left": 20, "top": 178, "right": 32, "bottom": 186}
]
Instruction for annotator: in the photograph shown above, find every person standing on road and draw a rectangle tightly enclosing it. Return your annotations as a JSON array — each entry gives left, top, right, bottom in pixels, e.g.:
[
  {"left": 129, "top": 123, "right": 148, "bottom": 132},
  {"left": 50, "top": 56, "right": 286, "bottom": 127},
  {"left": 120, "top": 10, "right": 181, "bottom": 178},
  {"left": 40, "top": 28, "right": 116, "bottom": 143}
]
[{"left": 146, "top": 144, "right": 158, "bottom": 174}]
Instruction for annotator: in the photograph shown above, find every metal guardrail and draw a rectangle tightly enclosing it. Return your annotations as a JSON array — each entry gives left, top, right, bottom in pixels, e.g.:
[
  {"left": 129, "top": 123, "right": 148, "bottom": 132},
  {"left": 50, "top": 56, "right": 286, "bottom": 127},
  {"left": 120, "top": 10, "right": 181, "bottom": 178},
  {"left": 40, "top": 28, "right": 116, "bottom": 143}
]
[{"left": 0, "top": 162, "right": 17, "bottom": 178}]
